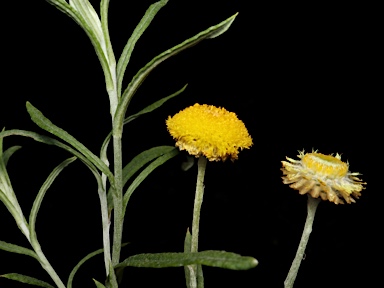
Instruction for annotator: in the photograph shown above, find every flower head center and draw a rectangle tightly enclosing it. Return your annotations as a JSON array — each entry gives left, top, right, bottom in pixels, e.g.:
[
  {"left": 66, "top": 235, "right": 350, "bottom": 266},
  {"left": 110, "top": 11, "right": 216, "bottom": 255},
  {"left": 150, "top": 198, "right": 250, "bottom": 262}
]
[
  {"left": 166, "top": 103, "right": 252, "bottom": 161},
  {"left": 302, "top": 153, "right": 348, "bottom": 178}
]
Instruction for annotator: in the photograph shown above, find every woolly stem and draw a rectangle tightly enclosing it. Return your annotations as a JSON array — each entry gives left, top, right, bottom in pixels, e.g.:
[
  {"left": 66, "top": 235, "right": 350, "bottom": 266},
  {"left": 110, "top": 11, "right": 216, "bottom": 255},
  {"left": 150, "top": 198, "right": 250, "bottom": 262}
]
[
  {"left": 189, "top": 156, "right": 207, "bottom": 288},
  {"left": 284, "top": 195, "right": 321, "bottom": 288}
]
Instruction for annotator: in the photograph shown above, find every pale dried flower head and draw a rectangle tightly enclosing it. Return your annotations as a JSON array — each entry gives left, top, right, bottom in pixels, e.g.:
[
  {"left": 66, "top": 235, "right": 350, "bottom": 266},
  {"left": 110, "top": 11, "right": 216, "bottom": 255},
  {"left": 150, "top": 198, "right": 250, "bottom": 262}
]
[{"left": 281, "top": 150, "right": 366, "bottom": 204}]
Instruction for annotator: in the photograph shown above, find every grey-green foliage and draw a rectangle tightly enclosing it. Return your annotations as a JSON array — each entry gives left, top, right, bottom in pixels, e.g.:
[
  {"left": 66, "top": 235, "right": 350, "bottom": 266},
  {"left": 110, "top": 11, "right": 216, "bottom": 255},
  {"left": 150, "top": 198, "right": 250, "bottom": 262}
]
[
  {"left": 116, "top": 250, "right": 258, "bottom": 270},
  {"left": 0, "top": 0, "right": 249, "bottom": 287}
]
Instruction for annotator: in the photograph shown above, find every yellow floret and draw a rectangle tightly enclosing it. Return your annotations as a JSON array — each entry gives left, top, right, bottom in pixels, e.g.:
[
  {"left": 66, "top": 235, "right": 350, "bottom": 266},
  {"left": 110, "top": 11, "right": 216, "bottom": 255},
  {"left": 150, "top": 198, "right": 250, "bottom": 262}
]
[{"left": 166, "top": 103, "right": 252, "bottom": 161}]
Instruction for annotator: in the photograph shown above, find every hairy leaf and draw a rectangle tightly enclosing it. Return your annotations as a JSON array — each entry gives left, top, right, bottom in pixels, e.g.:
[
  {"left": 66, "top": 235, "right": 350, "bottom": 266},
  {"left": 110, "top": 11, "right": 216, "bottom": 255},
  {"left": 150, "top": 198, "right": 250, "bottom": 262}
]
[{"left": 116, "top": 250, "right": 258, "bottom": 270}]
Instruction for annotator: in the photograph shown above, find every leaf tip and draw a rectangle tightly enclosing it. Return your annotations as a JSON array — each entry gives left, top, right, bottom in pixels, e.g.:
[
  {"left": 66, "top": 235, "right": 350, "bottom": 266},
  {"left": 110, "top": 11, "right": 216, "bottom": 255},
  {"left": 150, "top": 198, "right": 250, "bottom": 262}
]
[
  {"left": 25, "top": 101, "right": 34, "bottom": 113},
  {"left": 251, "top": 258, "right": 259, "bottom": 267}
]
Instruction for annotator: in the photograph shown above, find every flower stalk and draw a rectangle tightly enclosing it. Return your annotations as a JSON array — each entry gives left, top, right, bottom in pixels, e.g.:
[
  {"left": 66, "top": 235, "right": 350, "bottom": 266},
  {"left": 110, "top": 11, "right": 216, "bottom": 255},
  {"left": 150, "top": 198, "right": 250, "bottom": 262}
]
[
  {"left": 191, "top": 156, "right": 207, "bottom": 254},
  {"left": 284, "top": 195, "right": 321, "bottom": 288},
  {"left": 187, "top": 156, "right": 207, "bottom": 288}
]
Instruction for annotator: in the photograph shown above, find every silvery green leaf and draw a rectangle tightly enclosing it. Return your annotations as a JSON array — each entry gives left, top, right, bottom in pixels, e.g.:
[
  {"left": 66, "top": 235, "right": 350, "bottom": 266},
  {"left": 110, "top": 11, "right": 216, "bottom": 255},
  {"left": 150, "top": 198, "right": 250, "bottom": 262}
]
[
  {"left": 113, "top": 13, "right": 238, "bottom": 136},
  {"left": 0, "top": 273, "right": 54, "bottom": 288},
  {"left": 115, "top": 250, "right": 258, "bottom": 270}
]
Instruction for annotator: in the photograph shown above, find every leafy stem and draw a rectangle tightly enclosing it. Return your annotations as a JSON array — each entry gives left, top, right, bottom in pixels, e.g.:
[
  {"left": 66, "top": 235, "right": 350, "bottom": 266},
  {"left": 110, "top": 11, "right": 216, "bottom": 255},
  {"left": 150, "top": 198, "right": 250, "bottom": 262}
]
[{"left": 112, "top": 134, "right": 124, "bottom": 268}]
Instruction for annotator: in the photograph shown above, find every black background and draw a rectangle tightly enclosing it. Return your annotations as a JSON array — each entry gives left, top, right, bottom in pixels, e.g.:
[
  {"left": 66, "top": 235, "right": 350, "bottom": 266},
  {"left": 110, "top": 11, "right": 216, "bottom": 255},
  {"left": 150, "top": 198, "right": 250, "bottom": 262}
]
[{"left": 1, "top": 1, "right": 381, "bottom": 287}]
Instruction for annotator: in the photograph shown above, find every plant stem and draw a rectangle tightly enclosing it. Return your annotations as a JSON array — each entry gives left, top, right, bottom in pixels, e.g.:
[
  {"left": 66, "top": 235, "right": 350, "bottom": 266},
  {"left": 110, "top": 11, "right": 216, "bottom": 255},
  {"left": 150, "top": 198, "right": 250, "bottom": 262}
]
[
  {"left": 112, "top": 134, "right": 124, "bottom": 267},
  {"left": 31, "top": 240, "right": 66, "bottom": 288},
  {"left": 190, "top": 156, "right": 207, "bottom": 288},
  {"left": 284, "top": 195, "right": 321, "bottom": 288},
  {"left": 98, "top": 185, "right": 112, "bottom": 276},
  {"left": 191, "top": 156, "right": 207, "bottom": 252}
]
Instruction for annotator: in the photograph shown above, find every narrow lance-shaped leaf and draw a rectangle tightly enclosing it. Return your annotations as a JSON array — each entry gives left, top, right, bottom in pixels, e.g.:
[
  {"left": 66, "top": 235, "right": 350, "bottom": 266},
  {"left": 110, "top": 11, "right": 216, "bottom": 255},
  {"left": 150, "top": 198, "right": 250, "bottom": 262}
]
[
  {"left": 123, "top": 84, "right": 187, "bottom": 125},
  {"left": 0, "top": 136, "right": 26, "bottom": 227},
  {"left": 0, "top": 190, "right": 29, "bottom": 237},
  {"left": 44, "top": 0, "right": 81, "bottom": 23},
  {"left": 99, "top": 84, "right": 186, "bottom": 168},
  {"left": 122, "top": 148, "right": 179, "bottom": 216},
  {"left": 2, "top": 204, "right": 27, "bottom": 243},
  {"left": 0, "top": 240, "right": 39, "bottom": 260},
  {"left": 70, "top": 0, "right": 104, "bottom": 47},
  {"left": 99, "top": 0, "right": 118, "bottom": 114},
  {"left": 0, "top": 133, "right": 13, "bottom": 196},
  {"left": 116, "top": 250, "right": 258, "bottom": 270},
  {"left": 184, "top": 229, "right": 193, "bottom": 288},
  {"left": 0, "top": 273, "right": 54, "bottom": 288},
  {"left": 0, "top": 134, "right": 106, "bottom": 278},
  {"left": 3, "top": 145, "right": 22, "bottom": 167},
  {"left": 29, "top": 157, "right": 77, "bottom": 243},
  {"left": 0, "top": 129, "right": 105, "bottom": 203},
  {"left": 0, "top": 130, "right": 106, "bottom": 253},
  {"left": 100, "top": 0, "right": 115, "bottom": 68},
  {"left": 122, "top": 146, "right": 176, "bottom": 186},
  {"left": 116, "top": 0, "right": 169, "bottom": 98},
  {"left": 113, "top": 13, "right": 238, "bottom": 136},
  {"left": 67, "top": 243, "right": 129, "bottom": 288},
  {"left": 105, "top": 146, "right": 176, "bottom": 214},
  {"left": 67, "top": 248, "right": 104, "bottom": 288},
  {"left": 92, "top": 278, "right": 106, "bottom": 288},
  {"left": 25, "top": 102, "right": 115, "bottom": 188},
  {"left": 45, "top": 1, "right": 113, "bottom": 94}
]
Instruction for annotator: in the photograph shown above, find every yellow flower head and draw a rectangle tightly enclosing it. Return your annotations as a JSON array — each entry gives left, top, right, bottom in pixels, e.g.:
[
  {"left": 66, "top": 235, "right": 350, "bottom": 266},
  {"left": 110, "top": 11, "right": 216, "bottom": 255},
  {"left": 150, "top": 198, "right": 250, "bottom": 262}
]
[
  {"left": 166, "top": 103, "right": 252, "bottom": 161},
  {"left": 281, "top": 150, "right": 366, "bottom": 204}
]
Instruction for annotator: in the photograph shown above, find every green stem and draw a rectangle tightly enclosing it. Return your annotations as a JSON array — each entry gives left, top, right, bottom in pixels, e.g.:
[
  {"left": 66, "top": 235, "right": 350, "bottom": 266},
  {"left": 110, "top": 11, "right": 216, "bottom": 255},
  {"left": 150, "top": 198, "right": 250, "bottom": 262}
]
[
  {"left": 191, "top": 156, "right": 207, "bottom": 252},
  {"left": 284, "top": 195, "right": 321, "bottom": 288},
  {"left": 112, "top": 134, "right": 124, "bottom": 267},
  {"left": 30, "top": 239, "right": 65, "bottom": 288},
  {"left": 189, "top": 156, "right": 207, "bottom": 288},
  {"left": 98, "top": 185, "right": 112, "bottom": 276}
]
